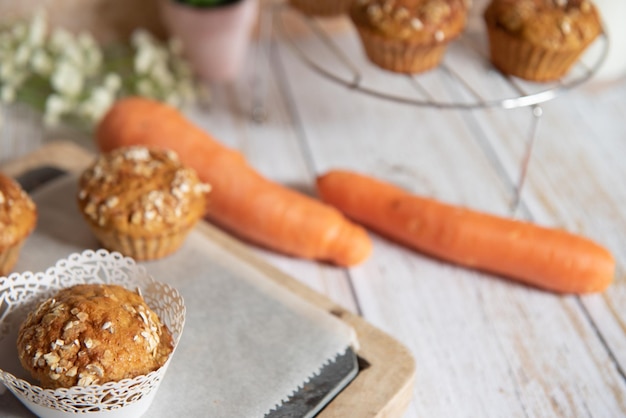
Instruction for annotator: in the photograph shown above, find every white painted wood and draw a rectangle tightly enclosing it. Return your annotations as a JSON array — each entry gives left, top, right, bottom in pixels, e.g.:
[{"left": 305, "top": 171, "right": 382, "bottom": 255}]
[
  {"left": 1, "top": 16, "right": 626, "bottom": 416},
  {"left": 271, "top": 21, "right": 626, "bottom": 418},
  {"left": 185, "top": 68, "right": 360, "bottom": 314}
]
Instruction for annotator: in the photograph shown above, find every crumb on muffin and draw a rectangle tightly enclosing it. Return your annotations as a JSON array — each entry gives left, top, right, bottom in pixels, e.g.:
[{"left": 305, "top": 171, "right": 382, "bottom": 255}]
[
  {"left": 17, "top": 284, "right": 174, "bottom": 389},
  {"left": 350, "top": 0, "right": 468, "bottom": 73},
  {"left": 351, "top": 0, "right": 468, "bottom": 43},
  {"left": 77, "top": 146, "right": 211, "bottom": 260}
]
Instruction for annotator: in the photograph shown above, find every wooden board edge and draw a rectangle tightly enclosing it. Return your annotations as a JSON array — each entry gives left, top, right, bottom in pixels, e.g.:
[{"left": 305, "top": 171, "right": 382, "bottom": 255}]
[
  {"left": 2, "top": 140, "right": 416, "bottom": 418},
  {"left": 196, "top": 221, "right": 417, "bottom": 418},
  {"left": 1, "top": 139, "right": 95, "bottom": 176}
]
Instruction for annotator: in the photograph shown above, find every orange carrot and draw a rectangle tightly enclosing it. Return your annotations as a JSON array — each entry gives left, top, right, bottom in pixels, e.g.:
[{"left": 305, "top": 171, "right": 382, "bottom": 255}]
[
  {"left": 96, "top": 97, "right": 372, "bottom": 266},
  {"left": 317, "top": 170, "right": 615, "bottom": 293}
]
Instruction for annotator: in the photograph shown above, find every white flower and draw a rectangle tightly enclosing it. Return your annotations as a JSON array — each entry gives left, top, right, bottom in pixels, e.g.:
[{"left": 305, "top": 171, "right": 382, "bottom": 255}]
[
  {"left": 45, "top": 94, "right": 69, "bottom": 116},
  {"left": 131, "top": 29, "right": 153, "bottom": 49},
  {"left": 136, "top": 79, "right": 155, "bottom": 97},
  {"left": 78, "top": 32, "right": 102, "bottom": 74},
  {"left": 0, "top": 61, "right": 16, "bottom": 81},
  {"left": 83, "top": 45, "right": 102, "bottom": 75},
  {"left": 0, "top": 11, "right": 203, "bottom": 129},
  {"left": 103, "top": 73, "right": 122, "bottom": 92},
  {"left": 91, "top": 86, "right": 114, "bottom": 107},
  {"left": 134, "top": 45, "right": 156, "bottom": 75},
  {"left": 27, "top": 10, "right": 47, "bottom": 47},
  {"left": 4, "top": 71, "right": 26, "bottom": 89},
  {"left": 31, "top": 49, "right": 53, "bottom": 75},
  {"left": 80, "top": 86, "right": 115, "bottom": 122},
  {"left": 51, "top": 61, "right": 84, "bottom": 97},
  {"left": 61, "top": 42, "right": 84, "bottom": 68},
  {"left": 150, "top": 62, "right": 174, "bottom": 88},
  {"left": 1, "top": 86, "right": 15, "bottom": 103},
  {"left": 77, "top": 32, "right": 97, "bottom": 51},
  {"left": 49, "top": 28, "right": 73, "bottom": 54},
  {"left": 14, "top": 44, "right": 32, "bottom": 67}
]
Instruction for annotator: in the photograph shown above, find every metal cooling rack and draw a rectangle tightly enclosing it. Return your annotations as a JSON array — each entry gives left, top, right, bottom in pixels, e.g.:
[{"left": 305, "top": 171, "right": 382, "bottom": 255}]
[{"left": 256, "top": 2, "right": 609, "bottom": 213}]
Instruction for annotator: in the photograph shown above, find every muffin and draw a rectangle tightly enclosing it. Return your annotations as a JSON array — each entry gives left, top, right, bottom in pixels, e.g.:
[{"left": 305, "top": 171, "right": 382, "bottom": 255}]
[
  {"left": 0, "top": 173, "right": 37, "bottom": 276},
  {"left": 17, "top": 283, "right": 174, "bottom": 389},
  {"left": 483, "top": 0, "right": 602, "bottom": 81},
  {"left": 350, "top": 0, "right": 468, "bottom": 74},
  {"left": 77, "top": 146, "right": 211, "bottom": 260},
  {"left": 288, "top": 0, "right": 353, "bottom": 17}
]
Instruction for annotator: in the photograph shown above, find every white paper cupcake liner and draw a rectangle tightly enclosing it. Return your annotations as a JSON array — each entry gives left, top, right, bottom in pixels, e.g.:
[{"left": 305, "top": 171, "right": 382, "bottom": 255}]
[{"left": 0, "top": 249, "right": 186, "bottom": 418}]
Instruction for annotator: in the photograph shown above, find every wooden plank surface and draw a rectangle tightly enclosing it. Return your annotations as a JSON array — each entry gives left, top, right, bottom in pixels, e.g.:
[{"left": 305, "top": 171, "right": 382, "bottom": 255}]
[
  {"left": 0, "top": 140, "right": 416, "bottom": 418},
  {"left": 266, "top": 17, "right": 626, "bottom": 417},
  {"left": 1, "top": 10, "right": 626, "bottom": 416}
]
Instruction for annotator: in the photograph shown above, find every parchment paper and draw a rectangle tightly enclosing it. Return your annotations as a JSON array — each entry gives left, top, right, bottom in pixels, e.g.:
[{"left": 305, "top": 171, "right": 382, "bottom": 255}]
[{"left": 4, "top": 175, "right": 358, "bottom": 417}]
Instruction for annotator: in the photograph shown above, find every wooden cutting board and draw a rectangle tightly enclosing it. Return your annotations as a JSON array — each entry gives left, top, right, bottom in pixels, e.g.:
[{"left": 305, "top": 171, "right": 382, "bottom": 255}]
[{"left": 1, "top": 140, "right": 415, "bottom": 418}]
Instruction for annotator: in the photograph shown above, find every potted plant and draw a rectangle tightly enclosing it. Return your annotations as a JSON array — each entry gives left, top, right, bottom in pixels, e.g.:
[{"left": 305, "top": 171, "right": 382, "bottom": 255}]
[{"left": 158, "top": 0, "right": 259, "bottom": 83}]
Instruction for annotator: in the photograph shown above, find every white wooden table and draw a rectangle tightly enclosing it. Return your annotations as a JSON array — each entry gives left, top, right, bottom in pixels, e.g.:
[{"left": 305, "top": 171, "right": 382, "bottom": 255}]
[{"left": 2, "top": 15, "right": 626, "bottom": 417}]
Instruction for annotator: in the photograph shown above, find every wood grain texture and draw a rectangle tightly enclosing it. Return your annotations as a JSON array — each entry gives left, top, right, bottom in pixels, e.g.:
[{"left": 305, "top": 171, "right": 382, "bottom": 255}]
[
  {"left": 1, "top": 140, "right": 416, "bottom": 418},
  {"left": 2, "top": 15, "right": 626, "bottom": 416},
  {"left": 270, "top": 24, "right": 626, "bottom": 417}
]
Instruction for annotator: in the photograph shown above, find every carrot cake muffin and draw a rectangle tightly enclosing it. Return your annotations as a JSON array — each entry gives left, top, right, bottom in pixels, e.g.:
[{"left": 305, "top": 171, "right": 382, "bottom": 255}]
[
  {"left": 0, "top": 173, "right": 37, "bottom": 276},
  {"left": 17, "top": 283, "right": 174, "bottom": 389},
  {"left": 350, "top": 0, "right": 468, "bottom": 73},
  {"left": 483, "top": 0, "right": 602, "bottom": 81},
  {"left": 77, "top": 146, "right": 211, "bottom": 260}
]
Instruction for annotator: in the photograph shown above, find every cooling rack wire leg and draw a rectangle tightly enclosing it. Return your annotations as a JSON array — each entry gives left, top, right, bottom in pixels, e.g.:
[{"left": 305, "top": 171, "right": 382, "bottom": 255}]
[
  {"left": 250, "top": 0, "right": 274, "bottom": 123},
  {"left": 511, "top": 105, "right": 543, "bottom": 215}
]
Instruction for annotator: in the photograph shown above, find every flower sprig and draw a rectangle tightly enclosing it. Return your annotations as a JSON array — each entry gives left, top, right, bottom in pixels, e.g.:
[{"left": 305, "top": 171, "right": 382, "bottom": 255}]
[{"left": 0, "top": 11, "right": 207, "bottom": 129}]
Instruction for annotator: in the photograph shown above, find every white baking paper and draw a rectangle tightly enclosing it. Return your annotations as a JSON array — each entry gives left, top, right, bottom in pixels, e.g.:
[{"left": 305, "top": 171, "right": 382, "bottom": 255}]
[{"left": 5, "top": 174, "right": 357, "bottom": 418}]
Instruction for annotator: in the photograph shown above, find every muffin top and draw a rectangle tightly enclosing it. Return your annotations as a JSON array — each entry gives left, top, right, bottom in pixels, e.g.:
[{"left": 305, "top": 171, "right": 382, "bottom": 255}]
[
  {"left": 17, "top": 283, "right": 174, "bottom": 389},
  {"left": 78, "top": 147, "right": 211, "bottom": 236},
  {"left": 350, "top": 0, "right": 468, "bottom": 43},
  {"left": 484, "top": 0, "right": 601, "bottom": 50},
  {"left": 0, "top": 173, "right": 37, "bottom": 251}
]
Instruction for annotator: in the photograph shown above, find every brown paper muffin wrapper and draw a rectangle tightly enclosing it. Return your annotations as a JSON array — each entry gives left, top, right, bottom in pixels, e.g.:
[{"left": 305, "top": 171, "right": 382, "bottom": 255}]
[
  {"left": 0, "top": 241, "right": 24, "bottom": 276},
  {"left": 288, "top": 0, "right": 352, "bottom": 17},
  {"left": 88, "top": 224, "right": 196, "bottom": 261},
  {"left": 486, "top": 25, "right": 587, "bottom": 82},
  {"left": 355, "top": 26, "right": 449, "bottom": 74}
]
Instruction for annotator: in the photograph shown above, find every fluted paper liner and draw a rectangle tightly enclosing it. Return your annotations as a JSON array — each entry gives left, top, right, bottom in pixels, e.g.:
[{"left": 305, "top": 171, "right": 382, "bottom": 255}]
[
  {"left": 7, "top": 175, "right": 358, "bottom": 417},
  {"left": 88, "top": 224, "right": 196, "bottom": 261},
  {"left": 486, "top": 25, "right": 588, "bottom": 81},
  {"left": 0, "top": 241, "right": 24, "bottom": 276},
  {"left": 355, "top": 26, "right": 450, "bottom": 74},
  {"left": 0, "top": 250, "right": 186, "bottom": 418}
]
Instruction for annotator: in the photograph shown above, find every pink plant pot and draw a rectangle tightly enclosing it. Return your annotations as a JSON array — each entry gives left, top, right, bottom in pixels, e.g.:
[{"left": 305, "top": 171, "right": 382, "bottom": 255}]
[{"left": 159, "top": 0, "right": 259, "bottom": 82}]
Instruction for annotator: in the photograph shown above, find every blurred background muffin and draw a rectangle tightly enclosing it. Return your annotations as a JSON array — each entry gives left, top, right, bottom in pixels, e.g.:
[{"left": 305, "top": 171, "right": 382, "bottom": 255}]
[
  {"left": 0, "top": 173, "right": 37, "bottom": 276},
  {"left": 483, "top": 0, "right": 602, "bottom": 81},
  {"left": 349, "top": 0, "right": 468, "bottom": 74},
  {"left": 77, "top": 146, "right": 211, "bottom": 260},
  {"left": 17, "top": 283, "right": 174, "bottom": 389}
]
